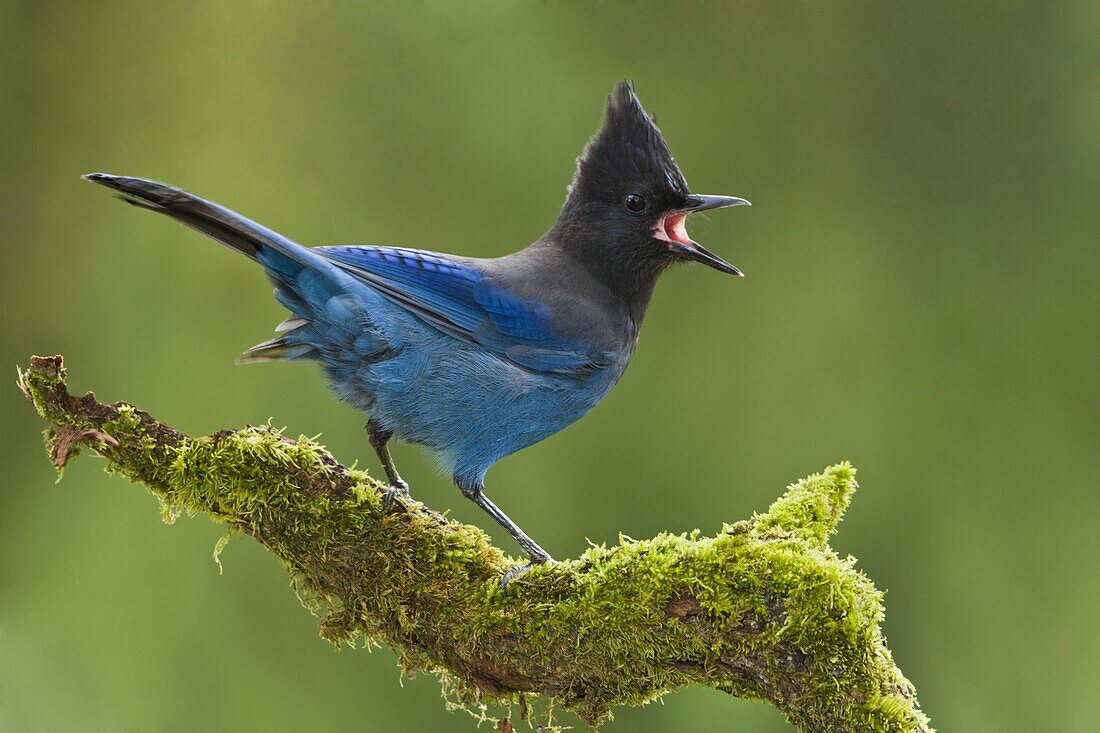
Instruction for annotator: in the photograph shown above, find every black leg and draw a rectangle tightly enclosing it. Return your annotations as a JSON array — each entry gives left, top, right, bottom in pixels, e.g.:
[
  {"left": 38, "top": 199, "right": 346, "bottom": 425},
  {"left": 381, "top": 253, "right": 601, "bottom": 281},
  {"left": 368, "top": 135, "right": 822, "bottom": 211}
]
[
  {"left": 457, "top": 480, "right": 554, "bottom": 567},
  {"left": 367, "top": 419, "right": 409, "bottom": 509}
]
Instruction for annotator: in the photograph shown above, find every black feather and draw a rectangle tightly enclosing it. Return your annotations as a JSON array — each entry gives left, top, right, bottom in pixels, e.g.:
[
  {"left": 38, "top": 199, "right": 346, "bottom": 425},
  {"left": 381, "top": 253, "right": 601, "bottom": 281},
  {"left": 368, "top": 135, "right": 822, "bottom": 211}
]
[{"left": 83, "top": 173, "right": 263, "bottom": 259}]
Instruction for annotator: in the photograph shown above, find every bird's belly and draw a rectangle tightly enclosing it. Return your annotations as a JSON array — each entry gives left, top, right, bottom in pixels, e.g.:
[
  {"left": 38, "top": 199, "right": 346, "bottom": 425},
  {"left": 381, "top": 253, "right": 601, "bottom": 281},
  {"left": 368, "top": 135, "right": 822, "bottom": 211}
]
[{"left": 324, "top": 331, "right": 621, "bottom": 484}]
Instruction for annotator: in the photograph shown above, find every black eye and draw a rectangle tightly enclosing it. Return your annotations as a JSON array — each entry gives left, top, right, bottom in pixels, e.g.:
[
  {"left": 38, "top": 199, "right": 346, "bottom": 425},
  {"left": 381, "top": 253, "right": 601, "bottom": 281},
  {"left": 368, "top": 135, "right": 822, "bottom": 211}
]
[{"left": 624, "top": 193, "right": 647, "bottom": 213}]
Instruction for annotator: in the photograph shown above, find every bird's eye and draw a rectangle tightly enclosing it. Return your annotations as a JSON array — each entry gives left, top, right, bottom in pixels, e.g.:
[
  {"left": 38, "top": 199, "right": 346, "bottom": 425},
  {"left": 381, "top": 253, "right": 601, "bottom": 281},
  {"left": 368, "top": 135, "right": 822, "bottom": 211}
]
[{"left": 624, "top": 193, "right": 648, "bottom": 213}]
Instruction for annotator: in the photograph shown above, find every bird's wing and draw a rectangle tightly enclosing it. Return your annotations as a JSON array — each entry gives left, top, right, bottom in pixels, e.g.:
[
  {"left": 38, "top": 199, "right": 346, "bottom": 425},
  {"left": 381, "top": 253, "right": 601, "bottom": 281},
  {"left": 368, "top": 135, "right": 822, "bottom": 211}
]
[{"left": 313, "top": 245, "right": 599, "bottom": 372}]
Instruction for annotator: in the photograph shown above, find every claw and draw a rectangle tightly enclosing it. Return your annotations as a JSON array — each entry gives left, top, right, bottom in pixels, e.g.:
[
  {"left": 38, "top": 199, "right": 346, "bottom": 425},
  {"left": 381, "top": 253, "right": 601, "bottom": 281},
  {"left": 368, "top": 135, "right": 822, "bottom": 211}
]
[
  {"left": 381, "top": 481, "right": 410, "bottom": 512},
  {"left": 500, "top": 557, "right": 554, "bottom": 589}
]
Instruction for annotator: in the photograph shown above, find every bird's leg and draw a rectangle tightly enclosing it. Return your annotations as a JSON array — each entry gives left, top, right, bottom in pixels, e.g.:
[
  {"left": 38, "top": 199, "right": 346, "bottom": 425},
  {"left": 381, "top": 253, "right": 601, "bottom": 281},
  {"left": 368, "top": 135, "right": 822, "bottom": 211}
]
[
  {"left": 367, "top": 419, "right": 410, "bottom": 510},
  {"left": 457, "top": 479, "right": 554, "bottom": 584}
]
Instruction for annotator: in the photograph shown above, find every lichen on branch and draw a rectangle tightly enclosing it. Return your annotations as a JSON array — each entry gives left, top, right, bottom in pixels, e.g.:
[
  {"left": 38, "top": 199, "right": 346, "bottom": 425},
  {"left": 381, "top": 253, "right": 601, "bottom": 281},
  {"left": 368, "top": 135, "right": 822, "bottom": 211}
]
[{"left": 18, "top": 355, "right": 932, "bottom": 732}]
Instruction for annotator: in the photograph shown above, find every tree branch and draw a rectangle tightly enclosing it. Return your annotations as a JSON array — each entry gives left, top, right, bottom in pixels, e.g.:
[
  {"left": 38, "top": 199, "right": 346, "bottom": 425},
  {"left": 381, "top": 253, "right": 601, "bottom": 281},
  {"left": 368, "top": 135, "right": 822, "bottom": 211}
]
[{"left": 18, "top": 355, "right": 931, "bottom": 732}]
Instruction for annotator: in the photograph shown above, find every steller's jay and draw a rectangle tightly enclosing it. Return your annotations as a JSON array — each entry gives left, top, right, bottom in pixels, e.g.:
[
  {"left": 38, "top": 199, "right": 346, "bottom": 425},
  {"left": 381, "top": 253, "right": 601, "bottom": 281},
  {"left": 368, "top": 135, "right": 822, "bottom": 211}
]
[{"left": 84, "top": 81, "right": 749, "bottom": 578}]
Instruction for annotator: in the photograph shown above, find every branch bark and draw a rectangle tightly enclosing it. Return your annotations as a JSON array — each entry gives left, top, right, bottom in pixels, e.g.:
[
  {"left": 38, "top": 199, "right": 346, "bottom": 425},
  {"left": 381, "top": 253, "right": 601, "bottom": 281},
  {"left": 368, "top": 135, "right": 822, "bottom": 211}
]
[{"left": 18, "top": 355, "right": 932, "bottom": 732}]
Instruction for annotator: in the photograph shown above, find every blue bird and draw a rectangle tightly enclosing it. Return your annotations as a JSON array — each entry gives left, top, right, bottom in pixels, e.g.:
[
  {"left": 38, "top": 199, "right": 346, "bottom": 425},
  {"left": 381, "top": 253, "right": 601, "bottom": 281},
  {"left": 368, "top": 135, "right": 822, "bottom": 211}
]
[{"left": 84, "top": 81, "right": 749, "bottom": 577}]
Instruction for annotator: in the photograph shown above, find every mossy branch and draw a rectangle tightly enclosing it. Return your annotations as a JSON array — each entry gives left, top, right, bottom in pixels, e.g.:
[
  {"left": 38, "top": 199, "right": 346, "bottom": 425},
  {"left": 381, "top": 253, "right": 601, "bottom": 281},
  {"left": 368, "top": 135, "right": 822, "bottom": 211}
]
[{"left": 18, "top": 355, "right": 931, "bottom": 732}]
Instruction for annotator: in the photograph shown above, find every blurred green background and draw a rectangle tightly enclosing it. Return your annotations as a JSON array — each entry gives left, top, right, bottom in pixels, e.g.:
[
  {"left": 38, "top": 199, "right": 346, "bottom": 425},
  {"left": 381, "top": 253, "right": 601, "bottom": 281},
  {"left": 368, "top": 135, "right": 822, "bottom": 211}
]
[{"left": 2, "top": 2, "right": 1097, "bottom": 731}]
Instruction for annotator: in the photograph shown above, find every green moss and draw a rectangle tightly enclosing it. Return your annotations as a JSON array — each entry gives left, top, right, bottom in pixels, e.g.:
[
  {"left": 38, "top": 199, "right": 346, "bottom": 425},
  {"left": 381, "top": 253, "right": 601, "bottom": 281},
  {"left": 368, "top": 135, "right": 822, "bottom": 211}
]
[
  {"left": 455, "top": 488, "right": 885, "bottom": 724},
  {"left": 19, "top": 360, "right": 72, "bottom": 425},
  {"left": 20, "top": 356, "right": 932, "bottom": 732},
  {"left": 753, "top": 462, "right": 856, "bottom": 546}
]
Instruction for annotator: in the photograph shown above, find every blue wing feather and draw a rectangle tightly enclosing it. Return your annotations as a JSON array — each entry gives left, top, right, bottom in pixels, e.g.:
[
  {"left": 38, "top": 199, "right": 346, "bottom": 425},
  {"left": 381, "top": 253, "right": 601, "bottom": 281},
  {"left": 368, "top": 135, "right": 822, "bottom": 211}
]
[{"left": 313, "top": 245, "right": 594, "bottom": 372}]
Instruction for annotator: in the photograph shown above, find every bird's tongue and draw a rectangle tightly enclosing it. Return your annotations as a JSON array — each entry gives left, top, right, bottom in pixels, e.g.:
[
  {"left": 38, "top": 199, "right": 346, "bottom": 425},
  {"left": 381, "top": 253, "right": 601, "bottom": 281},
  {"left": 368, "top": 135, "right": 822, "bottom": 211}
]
[{"left": 655, "top": 211, "right": 692, "bottom": 247}]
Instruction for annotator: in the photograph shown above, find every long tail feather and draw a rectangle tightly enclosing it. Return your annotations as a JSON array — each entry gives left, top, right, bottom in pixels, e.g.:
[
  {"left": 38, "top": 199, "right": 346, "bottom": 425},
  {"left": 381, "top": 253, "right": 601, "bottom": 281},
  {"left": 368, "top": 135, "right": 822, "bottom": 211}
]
[{"left": 83, "top": 173, "right": 306, "bottom": 263}]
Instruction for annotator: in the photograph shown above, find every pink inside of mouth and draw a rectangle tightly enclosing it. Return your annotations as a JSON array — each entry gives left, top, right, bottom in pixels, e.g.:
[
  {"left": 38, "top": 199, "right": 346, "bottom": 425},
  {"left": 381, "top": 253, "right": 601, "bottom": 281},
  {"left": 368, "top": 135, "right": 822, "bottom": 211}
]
[{"left": 652, "top": 212, "right": 692, "bottom": 248}]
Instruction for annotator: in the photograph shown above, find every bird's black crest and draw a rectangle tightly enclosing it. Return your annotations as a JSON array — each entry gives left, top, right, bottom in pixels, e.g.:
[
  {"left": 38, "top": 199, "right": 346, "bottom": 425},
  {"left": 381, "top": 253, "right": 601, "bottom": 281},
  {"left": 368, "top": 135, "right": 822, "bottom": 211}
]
[{"left": 570, "top": 81, "right": 689, "bottom": 203}]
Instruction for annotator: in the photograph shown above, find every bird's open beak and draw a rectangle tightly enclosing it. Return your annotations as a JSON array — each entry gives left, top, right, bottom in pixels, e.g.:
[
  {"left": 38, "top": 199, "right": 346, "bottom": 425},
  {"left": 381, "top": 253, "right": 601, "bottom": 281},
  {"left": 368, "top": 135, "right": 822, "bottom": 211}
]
[{"left": 652, "top": 194, "right": 750, "bottom": 276}]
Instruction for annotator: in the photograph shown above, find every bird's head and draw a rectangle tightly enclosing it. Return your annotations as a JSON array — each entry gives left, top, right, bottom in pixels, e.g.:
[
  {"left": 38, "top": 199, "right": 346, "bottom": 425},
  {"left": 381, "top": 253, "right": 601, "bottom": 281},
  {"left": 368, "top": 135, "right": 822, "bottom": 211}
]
[{"left": 555, "top": 81, "right": 749, "bottom": 281}]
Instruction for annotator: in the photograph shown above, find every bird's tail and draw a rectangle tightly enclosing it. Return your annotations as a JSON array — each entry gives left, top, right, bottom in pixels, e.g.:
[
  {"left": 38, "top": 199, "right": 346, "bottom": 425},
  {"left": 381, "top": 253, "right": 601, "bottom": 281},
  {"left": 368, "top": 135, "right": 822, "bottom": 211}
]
[
  {"left": 84, "top": 173, "right": 368, "bottom": 364},
  {"left": 83, "top": 173, "right": 313, "bottom": 264}
]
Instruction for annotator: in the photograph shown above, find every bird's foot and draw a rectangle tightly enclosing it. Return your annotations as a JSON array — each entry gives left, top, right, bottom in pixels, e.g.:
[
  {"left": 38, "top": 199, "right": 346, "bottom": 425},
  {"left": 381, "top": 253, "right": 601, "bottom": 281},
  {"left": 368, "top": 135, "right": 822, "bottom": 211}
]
[
  {"left": 500, "top": 554, "right": 555, "bottom": 589},
  {"left": 381, "top": 480, "right": 411, "bottom": 512}
]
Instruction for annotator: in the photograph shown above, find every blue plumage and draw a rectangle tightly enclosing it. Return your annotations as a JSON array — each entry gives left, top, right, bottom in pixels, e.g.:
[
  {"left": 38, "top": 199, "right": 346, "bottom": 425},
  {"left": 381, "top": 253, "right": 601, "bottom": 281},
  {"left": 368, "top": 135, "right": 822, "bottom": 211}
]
[
  {"left": 84, "top": 82, "right": 749, "bottom": 574},
  {"left": 313, "top": 245, "right": 592, "bottom": 371}
]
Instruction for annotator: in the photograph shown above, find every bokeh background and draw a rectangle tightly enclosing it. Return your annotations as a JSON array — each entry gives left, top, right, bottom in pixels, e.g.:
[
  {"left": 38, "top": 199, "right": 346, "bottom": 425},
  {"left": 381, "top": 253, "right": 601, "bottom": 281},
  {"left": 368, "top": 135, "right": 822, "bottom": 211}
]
[{"left": 2, "top": 2, "right": 1098, "bottom": 731}]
